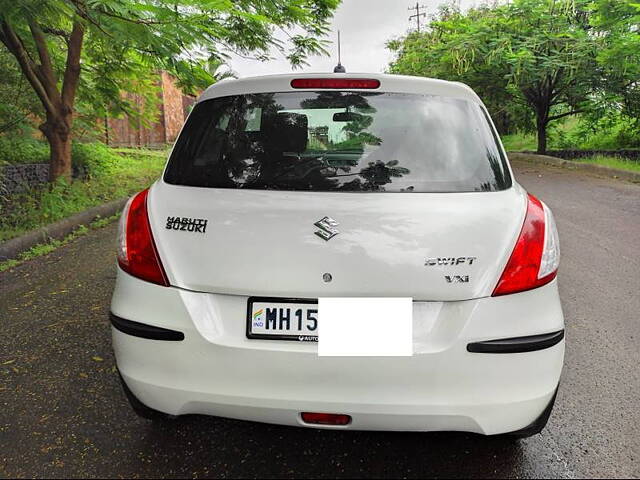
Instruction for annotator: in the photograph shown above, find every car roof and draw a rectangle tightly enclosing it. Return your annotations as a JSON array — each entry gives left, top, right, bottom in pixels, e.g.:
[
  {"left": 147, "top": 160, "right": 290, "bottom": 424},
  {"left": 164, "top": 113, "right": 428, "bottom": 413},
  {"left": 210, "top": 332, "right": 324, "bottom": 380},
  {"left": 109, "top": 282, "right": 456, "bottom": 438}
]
[{"left": 197, "top": 73, "right": 482, "bottom": 104}]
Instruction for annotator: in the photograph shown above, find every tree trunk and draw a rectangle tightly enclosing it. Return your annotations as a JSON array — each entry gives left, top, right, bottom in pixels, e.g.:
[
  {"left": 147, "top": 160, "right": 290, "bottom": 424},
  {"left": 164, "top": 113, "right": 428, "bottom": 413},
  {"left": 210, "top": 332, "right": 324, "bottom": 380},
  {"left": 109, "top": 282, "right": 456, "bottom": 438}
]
[
  {"left": 0, "top": 19, "right": 84, "bottom": 183},
  {"left": 536, "top": 117, "right": 548, "bottom": 155},
  {"left": 41, "top": 116, "right": 73, "bottom": 182}
]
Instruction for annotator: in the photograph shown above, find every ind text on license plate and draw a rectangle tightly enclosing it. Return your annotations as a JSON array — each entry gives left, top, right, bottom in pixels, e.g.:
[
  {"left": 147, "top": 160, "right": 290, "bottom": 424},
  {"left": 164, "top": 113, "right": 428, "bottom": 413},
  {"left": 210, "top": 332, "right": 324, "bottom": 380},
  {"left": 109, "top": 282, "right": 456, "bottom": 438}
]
[{"left": 247, "top": 297, "right": 318, "bottom": 342}]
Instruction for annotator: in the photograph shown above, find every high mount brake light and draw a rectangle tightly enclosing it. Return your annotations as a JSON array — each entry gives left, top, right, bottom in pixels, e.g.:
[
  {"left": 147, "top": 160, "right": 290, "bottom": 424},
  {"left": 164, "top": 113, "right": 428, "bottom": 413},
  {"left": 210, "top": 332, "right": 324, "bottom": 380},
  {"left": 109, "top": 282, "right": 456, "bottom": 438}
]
[
  {"left": 290, "top": 78, "right": 380, "bottom": 89},
  {"left": 117, "top": 189, "right": 169, "bottom": 286},
  {"left": 492, "top": 193, "right": 560, "bottom": 296}
]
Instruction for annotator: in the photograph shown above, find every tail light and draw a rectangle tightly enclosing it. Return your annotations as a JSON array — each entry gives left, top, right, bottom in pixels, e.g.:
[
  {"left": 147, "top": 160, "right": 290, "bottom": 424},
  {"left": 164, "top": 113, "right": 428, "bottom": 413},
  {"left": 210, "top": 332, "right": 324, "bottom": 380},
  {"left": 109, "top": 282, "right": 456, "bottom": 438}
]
[
  {"left": 117, "top": 188, "right": 169, "bottom": 286},
  {"left": 492, "top": 193, "right": 560, "bottom": 296},
  {"left": 290, "top": 78, "right": 380, "bottom": 89}
]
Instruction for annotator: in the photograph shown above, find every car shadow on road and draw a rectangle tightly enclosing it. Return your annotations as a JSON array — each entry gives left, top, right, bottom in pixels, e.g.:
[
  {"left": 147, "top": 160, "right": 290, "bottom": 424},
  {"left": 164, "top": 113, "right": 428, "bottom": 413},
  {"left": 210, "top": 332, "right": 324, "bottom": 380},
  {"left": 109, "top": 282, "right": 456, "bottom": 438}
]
[{"left": 127, "top": 414, "right": 528, "bottom": 478}]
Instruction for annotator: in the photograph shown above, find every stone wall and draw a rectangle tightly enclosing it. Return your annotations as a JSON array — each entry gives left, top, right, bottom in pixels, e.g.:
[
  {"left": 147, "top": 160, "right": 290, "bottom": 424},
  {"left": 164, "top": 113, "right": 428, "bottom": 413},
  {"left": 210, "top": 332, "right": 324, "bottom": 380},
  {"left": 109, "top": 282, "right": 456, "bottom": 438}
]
[
  {"left": 544, "top": 150, "right": 640, "bottom": 161},
  {"left": 1, "top": 163, "right": 88, "bottom": 194},
  {"left": 1, "top": 163, "right": 49, "bottom": 194}
]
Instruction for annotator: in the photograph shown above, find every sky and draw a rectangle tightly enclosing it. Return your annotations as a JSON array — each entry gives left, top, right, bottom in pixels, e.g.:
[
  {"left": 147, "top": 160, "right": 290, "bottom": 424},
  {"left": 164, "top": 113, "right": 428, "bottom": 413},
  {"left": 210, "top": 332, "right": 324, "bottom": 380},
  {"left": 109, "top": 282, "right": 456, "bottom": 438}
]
[{"left": 227, "top": 0, "right": 476, "bottom": 78}]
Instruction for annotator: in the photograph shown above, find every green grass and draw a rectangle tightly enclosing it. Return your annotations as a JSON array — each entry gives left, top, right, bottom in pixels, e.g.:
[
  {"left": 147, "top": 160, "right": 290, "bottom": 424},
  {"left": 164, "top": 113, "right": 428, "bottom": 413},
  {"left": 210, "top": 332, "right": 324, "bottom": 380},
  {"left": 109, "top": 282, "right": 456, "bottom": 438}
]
[
  {"left": 111, "top": 147, "right": 169, "bottom": 158},
  {"left": 500, "top": 132, "right": 537, "bottom": 152},
  {"left": 0, "top": 215, "right": 120, "bottom": 272},
  {"left": 572, "top": 155, "right": 640, "bottom": 173},
  {"left": 0, "top": 149, "right": 166, "bottom": 242}
]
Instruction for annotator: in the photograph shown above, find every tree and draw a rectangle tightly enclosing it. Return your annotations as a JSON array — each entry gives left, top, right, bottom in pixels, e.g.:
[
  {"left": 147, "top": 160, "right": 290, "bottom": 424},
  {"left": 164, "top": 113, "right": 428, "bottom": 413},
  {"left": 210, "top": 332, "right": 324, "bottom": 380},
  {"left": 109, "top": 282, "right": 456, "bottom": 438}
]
[
  {"left": 388, "top": 4, "right": 528, "bottom": 134},
  {"left": 591, "top": 0, "right": 640, "bottom": 120},
  {"left": 0, "top": 50, "right": 41, "bottom": 135},
  {"left": 0, "top": 0, "right": 339, "bottom": 181},
  {"left": 388, "top": 0, "right": 600, "bottom": 154}
]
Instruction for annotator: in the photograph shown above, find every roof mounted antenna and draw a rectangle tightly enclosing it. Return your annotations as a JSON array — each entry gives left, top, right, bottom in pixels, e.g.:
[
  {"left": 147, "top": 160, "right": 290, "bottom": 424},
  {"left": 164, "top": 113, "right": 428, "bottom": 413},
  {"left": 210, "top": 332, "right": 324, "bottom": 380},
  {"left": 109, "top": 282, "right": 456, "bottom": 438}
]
[{"left": 333, "top": 30, "right": 346, "bottom": 73}]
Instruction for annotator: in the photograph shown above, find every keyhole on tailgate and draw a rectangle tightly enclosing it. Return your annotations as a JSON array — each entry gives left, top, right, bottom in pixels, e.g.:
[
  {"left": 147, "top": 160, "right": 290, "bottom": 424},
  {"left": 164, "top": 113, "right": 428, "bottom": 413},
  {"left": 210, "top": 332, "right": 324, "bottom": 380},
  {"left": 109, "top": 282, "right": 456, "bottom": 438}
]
[{"left": 323, "top": 273, "right": 332, "bottom": 283}]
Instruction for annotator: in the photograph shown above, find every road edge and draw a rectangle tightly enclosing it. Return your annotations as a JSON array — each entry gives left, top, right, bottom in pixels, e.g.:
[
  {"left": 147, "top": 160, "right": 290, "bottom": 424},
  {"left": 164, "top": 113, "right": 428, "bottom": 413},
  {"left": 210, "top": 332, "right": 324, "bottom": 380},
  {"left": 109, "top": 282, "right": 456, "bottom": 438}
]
[
  {"left": 0, "top": 198, "right": 127, "bottom": 261},
  {"left": 508, "top": 152, "right": 640, "bottom": 183}
]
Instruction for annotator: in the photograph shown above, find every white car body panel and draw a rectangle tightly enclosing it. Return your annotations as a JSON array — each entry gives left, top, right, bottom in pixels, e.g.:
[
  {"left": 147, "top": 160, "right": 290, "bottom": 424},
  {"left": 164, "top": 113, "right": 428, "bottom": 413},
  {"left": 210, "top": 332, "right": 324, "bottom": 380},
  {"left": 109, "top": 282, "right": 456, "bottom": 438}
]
[
  {"left": 197, "top": 73, "right": 483, "bottom": 104},
  {"left": 149, "top": 182, "right": 526, "bottom": 300},
  {"left": 111, "top": 73, "right": 564, "bottom": 434},
  {"left": 111, "top": 270, "right": 564, "bottom": 434}
]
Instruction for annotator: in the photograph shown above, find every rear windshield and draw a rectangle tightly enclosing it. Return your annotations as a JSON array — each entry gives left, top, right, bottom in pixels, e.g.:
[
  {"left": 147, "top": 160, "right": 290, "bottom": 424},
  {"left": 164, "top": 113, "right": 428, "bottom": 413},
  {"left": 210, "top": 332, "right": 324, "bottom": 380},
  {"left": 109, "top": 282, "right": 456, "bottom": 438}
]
[{"left": 164, "top": 91, "right": 511, "bottom": 192}]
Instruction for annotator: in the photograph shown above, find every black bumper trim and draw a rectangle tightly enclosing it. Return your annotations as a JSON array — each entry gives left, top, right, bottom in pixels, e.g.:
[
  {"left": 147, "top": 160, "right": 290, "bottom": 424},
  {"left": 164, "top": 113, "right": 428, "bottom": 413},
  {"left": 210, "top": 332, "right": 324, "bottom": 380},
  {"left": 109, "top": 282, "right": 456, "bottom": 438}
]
[
  {"left": 110, "top": 313, "right": 185, "bottom": 341},
  {"left": 467, "top": 329, "right": 564, "bottom": 354}
]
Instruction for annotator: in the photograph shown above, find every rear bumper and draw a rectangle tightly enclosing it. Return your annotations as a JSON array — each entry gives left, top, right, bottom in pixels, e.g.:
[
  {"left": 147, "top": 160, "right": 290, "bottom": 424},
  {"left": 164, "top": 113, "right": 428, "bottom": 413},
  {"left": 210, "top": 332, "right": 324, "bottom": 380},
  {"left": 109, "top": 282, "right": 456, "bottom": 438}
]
[{"left": 111, "top": 269, "right": 565, "bottom": 434}]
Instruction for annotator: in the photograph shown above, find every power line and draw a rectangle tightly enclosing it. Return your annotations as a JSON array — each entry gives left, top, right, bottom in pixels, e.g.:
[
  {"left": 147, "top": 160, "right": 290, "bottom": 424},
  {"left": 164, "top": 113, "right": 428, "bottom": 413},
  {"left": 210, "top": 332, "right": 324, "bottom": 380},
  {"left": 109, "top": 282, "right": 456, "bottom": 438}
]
[{"left": 408, "top": 2, "right": 427, "bottom": 32}]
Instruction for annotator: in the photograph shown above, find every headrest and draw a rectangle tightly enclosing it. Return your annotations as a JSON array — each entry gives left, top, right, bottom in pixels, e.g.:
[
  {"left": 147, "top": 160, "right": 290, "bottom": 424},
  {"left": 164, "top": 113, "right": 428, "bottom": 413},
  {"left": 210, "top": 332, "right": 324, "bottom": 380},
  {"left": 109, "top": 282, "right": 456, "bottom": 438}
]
[{"left": 261, "top": 112, "right": 308, "bottom": 153}]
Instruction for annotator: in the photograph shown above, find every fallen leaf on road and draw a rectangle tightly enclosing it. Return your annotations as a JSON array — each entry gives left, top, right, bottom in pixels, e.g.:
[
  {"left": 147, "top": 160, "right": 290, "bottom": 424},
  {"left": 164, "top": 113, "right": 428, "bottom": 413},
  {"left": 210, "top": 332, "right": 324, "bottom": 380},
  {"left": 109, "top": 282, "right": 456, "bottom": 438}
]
[
  {"left": 92, "top": 356, "right": 104, "bottom": 362},
  {"left": 2, "top": 360, "right": 15, "bottom": 365}
]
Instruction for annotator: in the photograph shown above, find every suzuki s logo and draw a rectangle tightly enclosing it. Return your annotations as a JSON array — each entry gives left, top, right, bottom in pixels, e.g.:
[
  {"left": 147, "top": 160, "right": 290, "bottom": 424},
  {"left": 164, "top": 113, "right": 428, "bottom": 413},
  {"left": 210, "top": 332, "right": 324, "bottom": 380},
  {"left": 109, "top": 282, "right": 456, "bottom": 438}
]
[{"left": 314, "top": 216, "right": 340, "bottom": 241}]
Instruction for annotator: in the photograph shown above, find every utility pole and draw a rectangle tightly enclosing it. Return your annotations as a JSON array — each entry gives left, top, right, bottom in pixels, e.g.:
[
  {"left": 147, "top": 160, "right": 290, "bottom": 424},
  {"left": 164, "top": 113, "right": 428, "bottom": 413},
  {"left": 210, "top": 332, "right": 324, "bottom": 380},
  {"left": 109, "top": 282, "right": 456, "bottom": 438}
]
[{"left": 408, "top": 2, "right": 427, "bottom": 32}]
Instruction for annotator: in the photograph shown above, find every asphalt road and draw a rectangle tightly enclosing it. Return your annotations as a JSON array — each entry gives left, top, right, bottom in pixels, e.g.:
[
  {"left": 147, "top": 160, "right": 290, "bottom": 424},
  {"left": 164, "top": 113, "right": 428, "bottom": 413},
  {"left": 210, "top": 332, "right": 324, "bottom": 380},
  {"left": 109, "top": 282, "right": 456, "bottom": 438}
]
[{"left": 1, "top": 160, "right": 639, "bottom": 479}]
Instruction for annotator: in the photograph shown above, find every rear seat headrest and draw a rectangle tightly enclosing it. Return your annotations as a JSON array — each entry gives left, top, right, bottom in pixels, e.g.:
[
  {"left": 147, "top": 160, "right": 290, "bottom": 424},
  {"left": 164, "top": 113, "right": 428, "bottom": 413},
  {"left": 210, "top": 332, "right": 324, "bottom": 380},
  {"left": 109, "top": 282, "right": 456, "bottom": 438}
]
[{"left": 261, "top": 112, "right": 308, "bottom": 153}]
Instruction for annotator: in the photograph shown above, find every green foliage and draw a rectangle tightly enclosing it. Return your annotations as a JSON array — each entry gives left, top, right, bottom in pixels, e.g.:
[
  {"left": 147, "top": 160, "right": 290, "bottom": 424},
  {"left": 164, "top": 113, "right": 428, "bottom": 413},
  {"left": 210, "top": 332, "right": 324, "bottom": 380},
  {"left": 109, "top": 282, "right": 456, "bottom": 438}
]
[
  {"left": 0, "top": 0, "right": 340, "bottom": 180},
  {"left": 0, "top": 137, "right": 126, "bottom": 175},
  {"left": 388, "top": 4, "right": 530, "bottom": 133},
  {"left": 0, "top": 137, "right": 49, "bottom": 164},
  {"left": 590, "top": 0, "right": 640, "bottom": 119},
  {"left": 71, "top": 142, "right": 121, "bottom": 176},
  {"left": 0, "top": 50, "right": 40, "bottom": 135},
  {"left": 0, "top": 148, "right": 166, "bottom": 241},
  {"left": 0, "top": 0, "right": 340, "bottom": 115},
  {"left": 388, "top": 0, "right": 638, "bottom": 153},
  {"left": 565, "top": 112, "right": 640, "bottom": 149},
  {"left": 502, "top": 114, "right": 640, "bottom": 151}
]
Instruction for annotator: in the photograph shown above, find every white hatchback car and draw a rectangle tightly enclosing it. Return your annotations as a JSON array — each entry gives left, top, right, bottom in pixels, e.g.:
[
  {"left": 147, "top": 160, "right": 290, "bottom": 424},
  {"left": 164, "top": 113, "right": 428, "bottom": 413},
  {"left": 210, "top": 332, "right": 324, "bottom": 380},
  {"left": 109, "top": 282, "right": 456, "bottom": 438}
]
[{"left": 111, "top": 73, "right": 564, "bottom": 437}]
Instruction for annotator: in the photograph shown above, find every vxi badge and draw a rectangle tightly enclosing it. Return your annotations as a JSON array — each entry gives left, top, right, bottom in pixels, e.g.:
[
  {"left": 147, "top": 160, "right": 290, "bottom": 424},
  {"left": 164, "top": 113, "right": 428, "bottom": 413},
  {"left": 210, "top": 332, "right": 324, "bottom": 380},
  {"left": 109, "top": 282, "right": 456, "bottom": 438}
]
[{"left": 314, "top": 216, "right": 340, "bottom": 241}]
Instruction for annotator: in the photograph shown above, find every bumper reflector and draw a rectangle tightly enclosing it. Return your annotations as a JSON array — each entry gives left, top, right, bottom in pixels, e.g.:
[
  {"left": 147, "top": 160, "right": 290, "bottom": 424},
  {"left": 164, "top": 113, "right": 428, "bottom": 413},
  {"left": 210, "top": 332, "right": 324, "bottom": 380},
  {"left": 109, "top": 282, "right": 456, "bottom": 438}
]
[
  {"left": 301, "top": 412, "right": 352, "bottom": 426},
  {"left": 467, "top": 329, "right": 564, "bottom": 354},
  {"left": 110, "top": 313, "right": 185, "bottom": 341}
]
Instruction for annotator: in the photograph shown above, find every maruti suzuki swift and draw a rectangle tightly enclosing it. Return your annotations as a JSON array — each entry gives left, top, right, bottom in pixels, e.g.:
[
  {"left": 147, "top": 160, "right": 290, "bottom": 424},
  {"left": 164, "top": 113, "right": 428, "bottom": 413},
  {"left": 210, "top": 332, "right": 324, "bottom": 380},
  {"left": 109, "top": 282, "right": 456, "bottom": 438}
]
[{"left": 110, "top": 73, "right": 564, "bottom": 437}]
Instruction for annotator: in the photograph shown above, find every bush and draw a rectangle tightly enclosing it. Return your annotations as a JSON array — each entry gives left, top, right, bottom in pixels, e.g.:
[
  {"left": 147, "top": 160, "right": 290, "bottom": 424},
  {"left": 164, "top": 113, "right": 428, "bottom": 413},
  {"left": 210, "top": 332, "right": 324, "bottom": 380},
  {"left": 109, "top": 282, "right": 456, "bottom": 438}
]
[
  {"left": 0, "top": 137, "right": 122, "bottom": 176},
  {"left": 0, "top": 137, "right": 49, "bottom": 164},
  {"left": 501, "top": 113, "right": 640, "bottom": 151},
  {"left": 553, "top": 114, "right": 640, "bottom": 150},
  {"left": 71, "top": 142, "right": 121, "bottom": 177},
  {"left": 0, "top": 149, "right": 167, "bottom": 242}
]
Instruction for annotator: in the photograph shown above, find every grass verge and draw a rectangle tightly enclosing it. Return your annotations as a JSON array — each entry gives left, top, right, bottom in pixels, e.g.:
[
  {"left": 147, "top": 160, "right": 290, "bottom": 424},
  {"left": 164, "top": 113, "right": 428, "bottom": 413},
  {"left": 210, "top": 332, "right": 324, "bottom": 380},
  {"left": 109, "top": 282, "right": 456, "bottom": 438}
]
[
  {"left": 1, "top": 148, "right": 166, "bottom": 242},
  {"left": 571, "top": 155, "right": 640, "bottom": 173},
  {"left": 0, "top": 213, "right": 119, "bottom": 272},
  {"left": 501, "top": 132, "right": 537, "bottom": 151}
]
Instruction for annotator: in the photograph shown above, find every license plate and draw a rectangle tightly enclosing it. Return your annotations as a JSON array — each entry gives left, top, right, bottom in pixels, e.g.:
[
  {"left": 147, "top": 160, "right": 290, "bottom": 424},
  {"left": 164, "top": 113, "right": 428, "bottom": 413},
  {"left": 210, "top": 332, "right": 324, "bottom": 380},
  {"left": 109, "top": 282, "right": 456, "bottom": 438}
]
[{"left": 246, "top": 297, "right": 318, "bottom": 342}]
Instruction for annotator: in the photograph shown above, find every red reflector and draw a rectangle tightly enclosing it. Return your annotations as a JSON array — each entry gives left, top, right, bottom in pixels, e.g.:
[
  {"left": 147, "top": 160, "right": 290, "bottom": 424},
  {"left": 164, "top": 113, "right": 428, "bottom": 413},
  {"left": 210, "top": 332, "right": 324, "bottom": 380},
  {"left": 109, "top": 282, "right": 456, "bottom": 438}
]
[
  {"left": 117, "top": 189, "right": 168, "bottom": 286},
  {"left": 301, "top": 412, "right": 352, "bottom": 426},
  {"left": 291, "top": 78, "right": 380, "bottom": 89}
]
